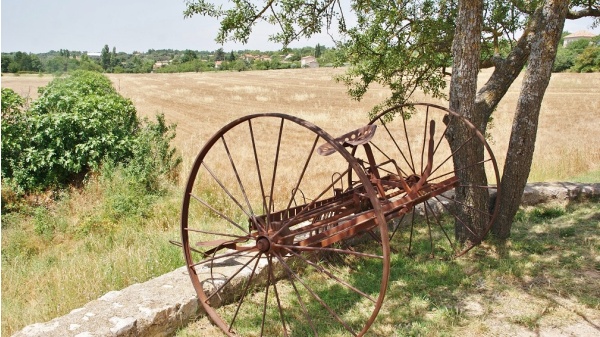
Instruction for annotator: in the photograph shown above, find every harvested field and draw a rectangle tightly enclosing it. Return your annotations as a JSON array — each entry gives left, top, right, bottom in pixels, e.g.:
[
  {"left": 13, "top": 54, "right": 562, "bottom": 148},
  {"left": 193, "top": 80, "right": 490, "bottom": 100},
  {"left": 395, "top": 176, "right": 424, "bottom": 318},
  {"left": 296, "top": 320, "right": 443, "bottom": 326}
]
[{"left": 2, "top": 68, "right": 600, "bottom": 182}]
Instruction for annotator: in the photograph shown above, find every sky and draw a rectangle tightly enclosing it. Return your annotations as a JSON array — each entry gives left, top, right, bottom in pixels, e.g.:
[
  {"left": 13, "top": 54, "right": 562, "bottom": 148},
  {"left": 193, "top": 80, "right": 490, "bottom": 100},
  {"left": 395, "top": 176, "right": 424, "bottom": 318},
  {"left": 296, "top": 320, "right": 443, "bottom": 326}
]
[
  {"left": 1, "top": 0, "right": 339, "bottom": 53},
  {"left": 2, "top": 0, "right": 600, "bottom": 54}
]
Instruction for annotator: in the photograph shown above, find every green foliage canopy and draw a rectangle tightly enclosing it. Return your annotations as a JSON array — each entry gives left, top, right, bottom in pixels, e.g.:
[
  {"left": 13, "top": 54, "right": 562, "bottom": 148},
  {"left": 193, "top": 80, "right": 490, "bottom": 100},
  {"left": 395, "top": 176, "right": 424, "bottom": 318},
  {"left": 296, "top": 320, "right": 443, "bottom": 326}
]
[{"left": 572, "top": 44, "right": 600, "bottom": 72}]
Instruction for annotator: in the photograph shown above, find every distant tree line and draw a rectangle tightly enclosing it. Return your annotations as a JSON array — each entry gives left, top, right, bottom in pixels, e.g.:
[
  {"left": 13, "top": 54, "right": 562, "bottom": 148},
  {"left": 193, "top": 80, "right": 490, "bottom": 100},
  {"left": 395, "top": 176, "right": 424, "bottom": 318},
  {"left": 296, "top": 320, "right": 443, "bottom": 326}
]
[
  {"left": 2, "top": 34, "right": 598, "bottom": 75},
  {"left": 152, "top": 44, "right": 339, "bottom": 73},
  {"left": 1, "top": 43, "right": 340, "bottom": 75}
]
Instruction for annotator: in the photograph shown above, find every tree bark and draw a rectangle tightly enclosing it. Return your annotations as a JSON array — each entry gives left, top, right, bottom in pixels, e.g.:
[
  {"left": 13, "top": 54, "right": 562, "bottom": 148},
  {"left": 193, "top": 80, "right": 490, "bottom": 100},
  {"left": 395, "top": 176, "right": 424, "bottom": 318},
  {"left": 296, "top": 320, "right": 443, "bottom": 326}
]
[
  {"left": 450, "top": 1, "right": 483, "bottom": 125},
  {"left": 492, "top": 0, "right": 569, "bottom": 239},
  {"left": 448, "top": 0, "right": 486, "bottom": 242}
]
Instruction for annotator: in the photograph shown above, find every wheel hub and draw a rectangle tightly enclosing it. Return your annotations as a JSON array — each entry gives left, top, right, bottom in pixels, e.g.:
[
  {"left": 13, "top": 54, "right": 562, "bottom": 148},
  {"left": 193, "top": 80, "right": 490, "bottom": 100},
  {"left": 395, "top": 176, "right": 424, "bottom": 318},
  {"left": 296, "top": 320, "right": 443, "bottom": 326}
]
[{"left": 256, "top": 236, "right": 271, "bottom": 253}]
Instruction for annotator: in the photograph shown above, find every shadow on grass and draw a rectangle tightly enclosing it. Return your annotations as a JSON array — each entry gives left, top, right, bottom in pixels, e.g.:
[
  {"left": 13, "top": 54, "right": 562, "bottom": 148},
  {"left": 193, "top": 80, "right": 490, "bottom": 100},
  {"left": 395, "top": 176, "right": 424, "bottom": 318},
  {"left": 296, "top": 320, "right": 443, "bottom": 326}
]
[
  {"left": 183, "top": 202, "right": 599, "bottom": 336},
  {"left": 368, "top": 201, "right": 599, "bottom": 335}
]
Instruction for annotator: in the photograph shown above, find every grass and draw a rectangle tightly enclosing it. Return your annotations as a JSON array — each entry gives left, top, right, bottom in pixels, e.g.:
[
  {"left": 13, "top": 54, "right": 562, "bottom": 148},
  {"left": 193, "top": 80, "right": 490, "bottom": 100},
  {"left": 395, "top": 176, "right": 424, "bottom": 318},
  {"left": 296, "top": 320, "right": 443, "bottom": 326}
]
[
  {"left": 177, "top": 202, "right": 600, "bottom": 336},
  {"left": 568, "top": 169, "right": 600, "bottom": 183},
  {"left": 1, "top": 170, "right": 185, "bottom": 337}
]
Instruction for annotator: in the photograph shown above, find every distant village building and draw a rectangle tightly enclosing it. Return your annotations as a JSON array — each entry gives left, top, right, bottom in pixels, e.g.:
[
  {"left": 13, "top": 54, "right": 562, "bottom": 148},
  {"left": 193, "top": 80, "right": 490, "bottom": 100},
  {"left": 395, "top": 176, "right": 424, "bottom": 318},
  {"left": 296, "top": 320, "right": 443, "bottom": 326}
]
[
  {"left": 152, "top": 60, "right": 171, "bottom": 70},
  {"left": 87, "top": 52, "right": 102, "bottom": 59},
  {"left": 301, "top": 56, "right": 319, "bottom": 68},
  {"left": 214, "top": 60, "right": 223, "bottom": 69},
  {"left": 259, "top": 55, "right": 272, "bottom": 62},
  {"left": 563, "top": 30, "right": 597, "bottom": 47}
]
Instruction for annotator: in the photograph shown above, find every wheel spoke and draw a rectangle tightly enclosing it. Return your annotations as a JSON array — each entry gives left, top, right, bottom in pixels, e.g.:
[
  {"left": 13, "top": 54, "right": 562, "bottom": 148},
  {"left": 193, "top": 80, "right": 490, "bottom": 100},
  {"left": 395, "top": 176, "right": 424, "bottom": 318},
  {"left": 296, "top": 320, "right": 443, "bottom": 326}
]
[
  {"left": 276, "top": 244, "right": 383, "bottom": 260},
  {"left": 260, "top": 255, "right": 272, "bottom": 337},
  {"left": 281, "top": 258, "right": 319, "bottom": 336},
  {"left": 184, "top": 228, "right": 251, "bottom": 240},
  {"left": 273, "top": 253, "right": 358, "bottom": 336},
  {"left": 205, "top": 253, "right": 261, "bottom": 302},
  {"left": 269, "top": 256, "right": 289, "bottom": 337},
  {"left": 423, "top": 202, "right": 435, "bottom": 256},
  {"left": 424, "top": 200, "right": 456, "bottom": 254},
  {"left": 389, "top": 212, "right": 407, "bottom": 241},
  {"left": 286, "top": 134, "right": 320, "bottom": 210},
  {"left": 368, "top": 141, "right": 411, "bottom": 178},
  {"left": 228, "top": 253, "right": 263, "bottom": 332},
  {"left": 189, "top": 247, "right": 255, "bottom": 269},
  {"left": 401, "top": 110, "right": 417, "bottom": 175},
  {"left": 221, "top": 135, "right": 258, "bottom": 226},
  {"left": 381, "top": 120, "right": 415, "bottom": 175},
  {"left": 429, "top": 157, "right": 493, "bottom": 182},
  {"left": 433, "top": 195, "right": 480, "bottom": 239},
  {"left": 267, "top": 119, "right": 285, "bottom": 229},
  {"left": 431, "top": 114, "right": 451, "bottom": 160},
  {"left": 248, "top": 119, "right": 268, "bottom": 233},
  {"left": 420, "top": 106, "right": 430, "bottom": 174},
  {"left": 202, "top": 162, "right": 254, "bottom": 221},
  {"left": 437, "top": 193, "right": 493, "bottom": 219},
  {"left": 189, "top": 192, "right": 248, "bottom": 234},
  {"left": 428, "top": 134, "right": 476, "bottom": 179},
  {"left": 408, "top": 208, "right": 416, "bottom": 253},
  {"left": 282, "top": 246, "right": 377, "bottom": 303}
]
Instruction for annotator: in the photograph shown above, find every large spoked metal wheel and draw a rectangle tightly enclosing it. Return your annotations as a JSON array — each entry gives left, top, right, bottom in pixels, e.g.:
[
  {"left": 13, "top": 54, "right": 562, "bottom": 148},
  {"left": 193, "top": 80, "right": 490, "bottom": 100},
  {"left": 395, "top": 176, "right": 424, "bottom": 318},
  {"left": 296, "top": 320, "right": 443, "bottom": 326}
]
[
  {"left": 365, "top": 103, "right": 501, "bottom": 258},
  {"left": 181, "top": 113, "right": 391, "bottom": 336}
]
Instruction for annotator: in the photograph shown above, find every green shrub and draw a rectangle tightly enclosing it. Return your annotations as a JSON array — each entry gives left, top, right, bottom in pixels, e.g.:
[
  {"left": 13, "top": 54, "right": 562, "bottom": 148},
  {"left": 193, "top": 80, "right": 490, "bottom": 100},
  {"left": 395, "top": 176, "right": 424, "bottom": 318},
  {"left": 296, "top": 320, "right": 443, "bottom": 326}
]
[
  {"left": 1, "top": 88, "right": 29, "bottom": 188},
  {"left": 1, "top": 71, "right": 180, "bottom": 195},
  {"left": 571, "top": 46, "right": 600, "bottom": 73},
  {"left": 1, "top": 87, "right": 26, "bottom": 113},
  {"left": 32, "top": 207, "right": 68, "bottom": 238},
  {"left": 123, "top": 114, "right": 181, "bottom": 192}
]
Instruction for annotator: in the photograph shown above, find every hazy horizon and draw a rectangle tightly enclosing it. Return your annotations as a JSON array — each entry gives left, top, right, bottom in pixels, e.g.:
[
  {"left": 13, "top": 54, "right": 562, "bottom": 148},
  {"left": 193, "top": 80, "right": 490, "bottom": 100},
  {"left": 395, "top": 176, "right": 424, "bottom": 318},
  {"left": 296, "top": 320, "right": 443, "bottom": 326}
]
[{"left": 2, "top": 0, "right": 599, "bottom": 54}]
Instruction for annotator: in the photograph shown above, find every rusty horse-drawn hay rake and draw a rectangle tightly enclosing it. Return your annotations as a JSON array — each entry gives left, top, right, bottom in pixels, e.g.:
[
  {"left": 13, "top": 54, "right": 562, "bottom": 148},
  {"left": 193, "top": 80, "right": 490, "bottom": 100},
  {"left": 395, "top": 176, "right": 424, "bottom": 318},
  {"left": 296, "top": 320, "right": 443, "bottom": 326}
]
[{"left": 180, "top": 103, "right": 500, "bottom": 336}]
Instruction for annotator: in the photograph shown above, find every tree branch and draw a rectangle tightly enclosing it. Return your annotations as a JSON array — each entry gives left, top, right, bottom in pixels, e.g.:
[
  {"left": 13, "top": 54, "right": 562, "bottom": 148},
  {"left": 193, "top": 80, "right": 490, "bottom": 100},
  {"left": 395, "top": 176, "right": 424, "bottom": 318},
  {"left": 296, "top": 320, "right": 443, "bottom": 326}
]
[
  {"left": 509, "top": 0, "right": 534, "bottom": 15},
  {"left": 567, "top": 7, "right": 600, "bottom": 19},
  {"left": 252, "top": 0, "right": 274, "bottom": 23},
  {"left": 475, "top": 6, "right": 542, "bottom": 121}
]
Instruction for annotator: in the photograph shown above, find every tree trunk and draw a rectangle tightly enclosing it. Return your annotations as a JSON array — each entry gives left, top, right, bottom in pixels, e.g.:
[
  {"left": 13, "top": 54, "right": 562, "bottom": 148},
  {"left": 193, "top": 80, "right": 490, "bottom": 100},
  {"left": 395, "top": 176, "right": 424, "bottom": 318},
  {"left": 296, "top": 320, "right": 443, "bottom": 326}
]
[
  {"left": 448, "top": 0, "right": 486, "bottom": 242},
  {"left": 492, "top": 0, "right": 569, "bottom": 239}
]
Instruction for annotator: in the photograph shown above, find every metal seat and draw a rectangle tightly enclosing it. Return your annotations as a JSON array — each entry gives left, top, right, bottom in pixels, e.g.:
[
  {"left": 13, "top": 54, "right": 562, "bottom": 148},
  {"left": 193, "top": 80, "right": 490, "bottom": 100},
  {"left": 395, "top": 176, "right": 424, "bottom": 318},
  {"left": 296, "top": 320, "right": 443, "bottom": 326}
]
[{"left": 317, "top": 124, "right": 377, "bottom": 156}]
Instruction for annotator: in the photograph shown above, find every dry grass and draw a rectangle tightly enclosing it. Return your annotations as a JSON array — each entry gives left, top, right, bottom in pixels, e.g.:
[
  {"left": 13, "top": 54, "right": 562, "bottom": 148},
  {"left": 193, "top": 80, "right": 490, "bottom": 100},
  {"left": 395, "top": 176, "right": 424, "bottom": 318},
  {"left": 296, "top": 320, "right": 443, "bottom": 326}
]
[
  {"left": 0, "top": 171, "right": 185, "bottom": 336},
  {"left": 4, "top": 68, "right": 599, "bottom": 183},
  {"left": 481, "top": 71, "right": 600, "bottom": 181}
]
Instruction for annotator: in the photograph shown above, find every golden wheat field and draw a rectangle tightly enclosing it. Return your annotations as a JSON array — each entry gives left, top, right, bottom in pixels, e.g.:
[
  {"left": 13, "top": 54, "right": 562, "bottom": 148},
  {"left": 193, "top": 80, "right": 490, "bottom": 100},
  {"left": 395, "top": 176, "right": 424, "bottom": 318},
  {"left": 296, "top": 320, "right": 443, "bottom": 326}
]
[{"left": 2, "top": 68, "right": 600, "bottom": 183}]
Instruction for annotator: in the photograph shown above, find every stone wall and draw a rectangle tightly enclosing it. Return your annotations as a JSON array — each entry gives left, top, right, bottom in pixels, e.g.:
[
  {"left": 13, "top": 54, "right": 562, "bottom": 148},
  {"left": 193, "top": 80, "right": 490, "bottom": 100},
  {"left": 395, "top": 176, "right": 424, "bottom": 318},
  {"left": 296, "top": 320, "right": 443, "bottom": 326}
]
[
  {"left": 13, "top": 266, "right": 198, "bottom": 337},
  {"left": 13, "top": 182, "right": 599, "bottom": 337},
  {"left": 520, "top": 182, "right": 599, "bottom": 206}
]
